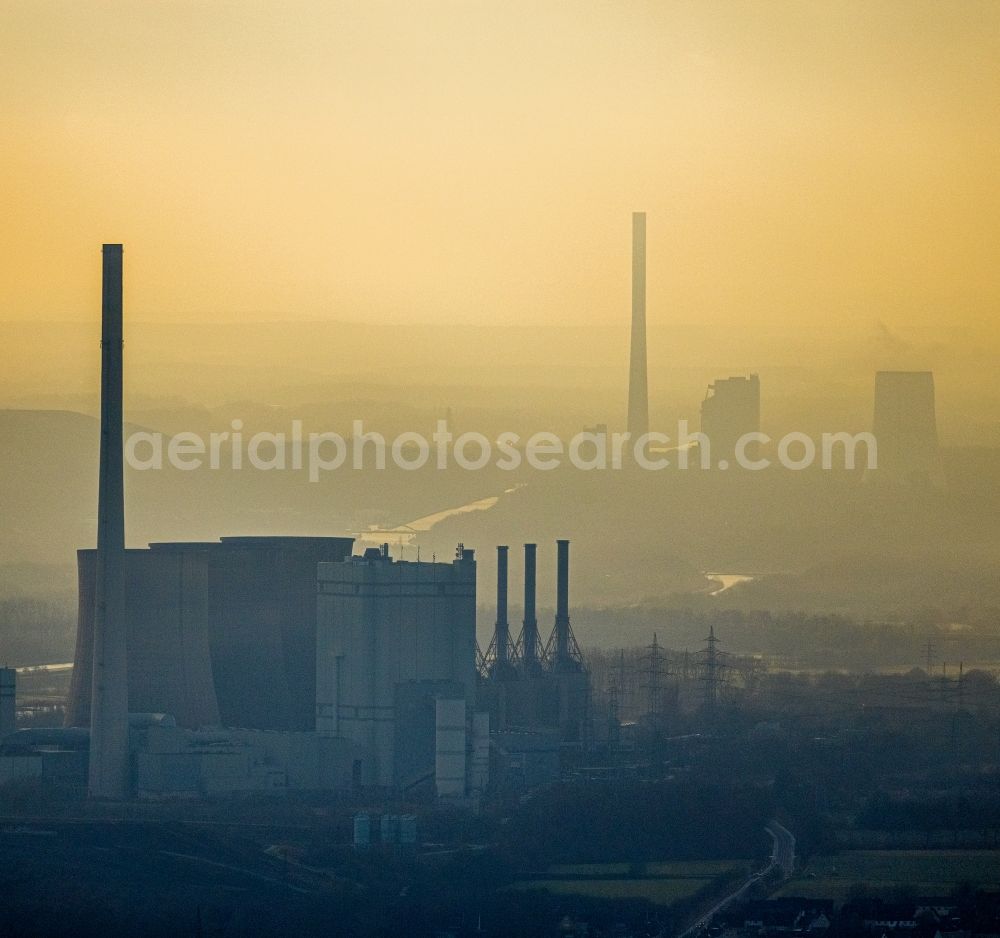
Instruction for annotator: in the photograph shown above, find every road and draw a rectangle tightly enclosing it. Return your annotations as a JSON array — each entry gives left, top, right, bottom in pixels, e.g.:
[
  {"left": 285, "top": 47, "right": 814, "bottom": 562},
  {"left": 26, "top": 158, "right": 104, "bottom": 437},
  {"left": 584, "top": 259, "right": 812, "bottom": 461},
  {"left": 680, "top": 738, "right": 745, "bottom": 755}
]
[
  {"left": 766, "top": 820, "right": 796, "bottom": 879},
  {"left": 674, "top": 820, "right": 795, "bottom": 938}
]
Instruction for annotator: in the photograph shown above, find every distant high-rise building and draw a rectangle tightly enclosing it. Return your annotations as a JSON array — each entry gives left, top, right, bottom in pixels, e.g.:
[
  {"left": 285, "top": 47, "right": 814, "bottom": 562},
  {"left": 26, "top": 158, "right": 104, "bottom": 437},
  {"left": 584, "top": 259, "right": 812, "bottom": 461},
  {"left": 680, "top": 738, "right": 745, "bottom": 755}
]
[
  {"left": 700, "top": 374, "right": 761, "bottom": 463},
  {"left": 627, "top": 211, "right": 649, "bottom": 439},
  {"left": 869, "top": 370, "right": 944, "bottom": 486}
]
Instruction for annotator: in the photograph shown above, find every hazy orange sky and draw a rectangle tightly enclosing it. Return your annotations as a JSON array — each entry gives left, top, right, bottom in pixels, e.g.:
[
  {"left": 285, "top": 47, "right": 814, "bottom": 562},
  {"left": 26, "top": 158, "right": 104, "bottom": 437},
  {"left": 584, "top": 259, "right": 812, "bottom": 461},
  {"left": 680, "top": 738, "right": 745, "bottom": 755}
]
[{"left": 2, "top": 0, "right": 999, "bottom": 342}]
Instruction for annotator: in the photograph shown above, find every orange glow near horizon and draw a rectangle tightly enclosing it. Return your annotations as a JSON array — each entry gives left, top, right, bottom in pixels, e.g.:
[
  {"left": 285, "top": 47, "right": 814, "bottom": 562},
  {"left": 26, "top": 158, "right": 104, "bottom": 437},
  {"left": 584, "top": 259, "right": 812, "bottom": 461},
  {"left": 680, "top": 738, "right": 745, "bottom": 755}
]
[{"left": 2, "top": 0, "right": 1000, "bottom": 436}]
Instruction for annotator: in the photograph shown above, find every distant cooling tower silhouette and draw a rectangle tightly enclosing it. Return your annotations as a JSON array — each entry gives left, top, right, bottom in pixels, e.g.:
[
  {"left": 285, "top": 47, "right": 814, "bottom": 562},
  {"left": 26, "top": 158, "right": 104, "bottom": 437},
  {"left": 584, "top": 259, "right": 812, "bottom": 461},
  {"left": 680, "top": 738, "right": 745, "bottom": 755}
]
[{"left": 868, "top": 370, "right": 944, "bottom": 487}]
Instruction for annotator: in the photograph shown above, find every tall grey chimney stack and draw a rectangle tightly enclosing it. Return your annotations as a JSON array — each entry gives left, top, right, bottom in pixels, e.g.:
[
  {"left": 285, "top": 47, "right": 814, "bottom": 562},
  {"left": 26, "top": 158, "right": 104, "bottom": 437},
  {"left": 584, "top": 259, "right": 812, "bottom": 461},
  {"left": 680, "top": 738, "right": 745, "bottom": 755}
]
[
  {"left": 627, "top": 211, "right": 648, "bottom": 439},
  {"left": 495, "top": 545, "right": 510, "bottom": 667},
  {"left": 522, "top": 543, "right": 539, "bottom": 671},
  {"left": 554, "top": 539, "right": 570, "bottom": 664},
  {"left": 88, "top": 243, "right": 129, "bottom": 799}
]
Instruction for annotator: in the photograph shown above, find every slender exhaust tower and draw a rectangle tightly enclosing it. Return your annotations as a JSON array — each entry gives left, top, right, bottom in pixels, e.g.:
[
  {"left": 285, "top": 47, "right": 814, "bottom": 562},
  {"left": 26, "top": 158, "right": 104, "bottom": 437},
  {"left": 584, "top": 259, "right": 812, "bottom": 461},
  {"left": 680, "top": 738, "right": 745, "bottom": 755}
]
[
  {"left": 495, "top": 545, "right": 510, "bottom": 668},
  {"left": 544, "top": 538, "right": 584, "bottom": 673},
  {"left": 88, "top": 244, "right": 130, "bottom": 799},
  {"left": 554, "top": 539, "right": 570, "bottom": 664},
  {"left": 627, "top": 211, "right": 648, "bottom": 439},
  {"left": 521, "top": 543, "right": 540, "bottom": 671}
]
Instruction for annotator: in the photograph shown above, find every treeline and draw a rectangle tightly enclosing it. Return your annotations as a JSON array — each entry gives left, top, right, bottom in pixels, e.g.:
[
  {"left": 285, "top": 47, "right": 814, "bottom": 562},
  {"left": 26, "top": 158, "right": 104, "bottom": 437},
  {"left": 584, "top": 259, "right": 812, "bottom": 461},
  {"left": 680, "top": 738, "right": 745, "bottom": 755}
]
[
  {"left": 500, "top": 779, "right": 773, "bottom": 868},
  {"left": 858, "top": 790, "right": 1000, "bottom": 834},
  {"left": 576, "top": 606, "right": 1000, "bottom": 670},
  {"left": 0, "top": 594, "right": 75, "bottom": 665}
]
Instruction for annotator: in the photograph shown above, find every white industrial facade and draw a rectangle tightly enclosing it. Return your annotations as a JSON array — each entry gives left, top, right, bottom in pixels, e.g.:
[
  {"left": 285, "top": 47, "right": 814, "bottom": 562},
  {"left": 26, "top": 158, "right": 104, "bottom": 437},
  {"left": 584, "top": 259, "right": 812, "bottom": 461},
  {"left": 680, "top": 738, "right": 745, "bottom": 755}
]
[
  {"left": 133, "top": 723, "right": 358, "bottom": 797},
  {"left": 434, "top": 697, "right": 467, "bottom": 798},
  {"left": 315, "top": 547, "right": 479, "bottom": 790}
]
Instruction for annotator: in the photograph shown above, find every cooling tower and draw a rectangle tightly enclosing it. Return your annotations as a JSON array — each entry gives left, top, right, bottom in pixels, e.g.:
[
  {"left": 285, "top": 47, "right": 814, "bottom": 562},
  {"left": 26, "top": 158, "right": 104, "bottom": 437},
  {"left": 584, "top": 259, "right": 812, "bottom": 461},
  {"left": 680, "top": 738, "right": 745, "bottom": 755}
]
[
  {"left": 869, "top": 371, "right": 944, "bottom": 487},
  {"left": 68, "top": 535, "right": 353, "bottom": 733},
  {"left": 66, "top": 556, "right": 97, "bottom": 729},
  {"left": 67, "top": 546, "right": 220, "bottom": 729},
  {"left": 207, "top": 536, "right": 354, "bottom": 731}
]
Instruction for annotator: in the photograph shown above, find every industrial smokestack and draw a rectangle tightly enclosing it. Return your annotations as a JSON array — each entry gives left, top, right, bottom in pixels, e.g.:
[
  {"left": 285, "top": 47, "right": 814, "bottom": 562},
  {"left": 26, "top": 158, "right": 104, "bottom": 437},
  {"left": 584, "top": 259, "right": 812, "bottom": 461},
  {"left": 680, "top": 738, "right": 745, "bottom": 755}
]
[
  {"left": 0, "top": 668, "right": 15, "bottom": 737},
  {"left": 495, "top": 545, "right": 509, "bottom": 667},
  {"left": 555, "top": 539, "right": 570, "bottom": 663},
  {"left": 522, "top": 543, "right": 538, "bottom": 670},
  {"left": 627, "top": 211, "right": 648, "bottom": 439},
  {"left": 88, "top": 244, "right": 129, "bottom": 799}
]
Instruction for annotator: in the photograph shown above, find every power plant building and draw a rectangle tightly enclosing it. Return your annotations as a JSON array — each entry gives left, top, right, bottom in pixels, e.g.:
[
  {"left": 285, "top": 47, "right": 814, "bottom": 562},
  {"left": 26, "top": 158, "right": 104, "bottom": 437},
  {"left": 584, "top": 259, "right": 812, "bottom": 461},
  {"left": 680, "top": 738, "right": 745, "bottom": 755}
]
[
  {"left": 64, "top": 240, "right": 586, "bottom": 802},
  {"left": 133, "top": 721, "right": 358, "bottom": 797},
  {"left": 67, "top": 536, "right": 355, "bottom": 734},
  {"left": 200, "top": 536, "right": 354, "bottom": 730},
  {"left": 480, "top": 540, "right": 589, "bottom": 761},
  {"left": 315, "top": 545, "right": 480, "bottom": 792},
  {"left": 700, "top": 374, "right": 761, "bottom": 462}
]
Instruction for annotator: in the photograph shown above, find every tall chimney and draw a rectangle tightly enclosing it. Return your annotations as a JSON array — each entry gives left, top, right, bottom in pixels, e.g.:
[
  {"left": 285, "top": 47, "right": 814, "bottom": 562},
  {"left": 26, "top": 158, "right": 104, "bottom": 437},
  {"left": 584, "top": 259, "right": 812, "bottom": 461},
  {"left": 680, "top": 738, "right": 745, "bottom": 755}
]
[
  {"left": 495, "top": 545, "right": 509, "bottom": 667},
  {"left": 88, "top": 244, "right": 129, "bottom": 799},
  {"left": 555, "top": 539, "right": 570, "bottom": 663},
  {"left": 627, "top": 211, "right": 648, "bottom": 439},
  {"left": 522, "top": 543, "right": 538, "bottom": 670}
]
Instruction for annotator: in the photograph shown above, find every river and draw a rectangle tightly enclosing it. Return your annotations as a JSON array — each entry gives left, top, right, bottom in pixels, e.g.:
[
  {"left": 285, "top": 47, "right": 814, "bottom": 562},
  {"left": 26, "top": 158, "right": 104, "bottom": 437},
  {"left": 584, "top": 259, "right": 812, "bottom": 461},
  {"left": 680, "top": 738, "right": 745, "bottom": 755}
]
[
  {"left": 355, "top": 484, "right": 525, "bottom": 549},
  {"left": 704, "top": 573, "right": 756, "bottom": 596}
]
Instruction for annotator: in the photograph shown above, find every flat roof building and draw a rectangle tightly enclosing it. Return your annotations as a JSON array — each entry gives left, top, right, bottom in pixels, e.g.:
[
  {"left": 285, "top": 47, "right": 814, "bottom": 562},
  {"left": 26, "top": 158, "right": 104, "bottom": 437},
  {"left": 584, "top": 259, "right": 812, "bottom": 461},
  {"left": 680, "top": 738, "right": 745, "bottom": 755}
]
[
  {"left": 316, "top": 545, "right": 478, "bottom": 790},
  {"left": 700, "top": 374, "right": 760, "bottom": 464}
]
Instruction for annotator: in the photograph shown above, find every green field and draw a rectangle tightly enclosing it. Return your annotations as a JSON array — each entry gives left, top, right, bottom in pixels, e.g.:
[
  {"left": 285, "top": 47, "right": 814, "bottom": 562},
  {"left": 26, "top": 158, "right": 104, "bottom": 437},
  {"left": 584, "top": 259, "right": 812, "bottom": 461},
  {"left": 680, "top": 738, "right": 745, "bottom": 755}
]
[
  {"left": 776, "top": 850, "right": 1000, "bottom": 899},
  {"left": 547, "top": 862, "right": 632, "bottom": 877},
  {"left": 510, "top": 859, "right": 746, "bottom": 907},
  {"left": 647, "top": 860, "right": 751, "bottom": 878},
  {"left": 511, "top": 877, "right": 712, "bottom": 904},
  {"left": 547, "top": 860, "right": 747, "bottom": 879}
]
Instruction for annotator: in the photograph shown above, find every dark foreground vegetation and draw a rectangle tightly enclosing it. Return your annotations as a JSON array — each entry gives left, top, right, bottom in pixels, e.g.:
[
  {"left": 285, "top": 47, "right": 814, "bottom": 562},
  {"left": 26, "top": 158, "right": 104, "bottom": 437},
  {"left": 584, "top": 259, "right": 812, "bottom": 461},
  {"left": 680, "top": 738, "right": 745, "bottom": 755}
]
[{"left": 3, "top": 641, "right": 1000, "bottom": 936}]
